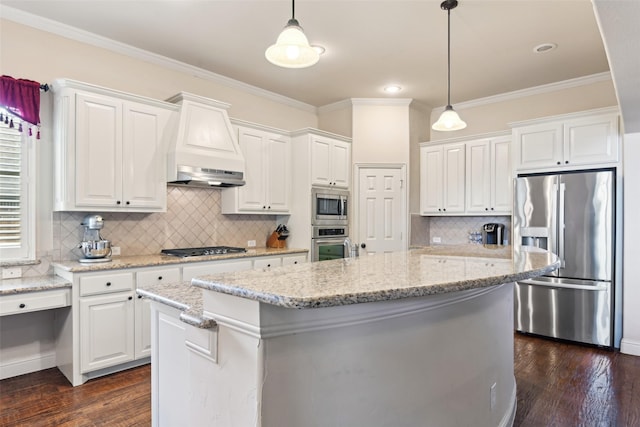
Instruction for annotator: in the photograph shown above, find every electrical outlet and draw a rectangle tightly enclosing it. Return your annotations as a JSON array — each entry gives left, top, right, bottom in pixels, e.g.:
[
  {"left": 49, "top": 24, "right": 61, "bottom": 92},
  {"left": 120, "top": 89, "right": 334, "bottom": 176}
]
[
  {"left": 490, "top": 382, "right": 497, "bottom": 411},
  {"left": 432, "top": 236, "right": 442, "bottom": 244},
  {"left": 247, "top": 240, "right": 256, "bottom": 247},
  {"left": 2, "top": 267, "right": 22, "bottom": 279},
  {"left": 111, "top": 246, "right": 121, "bottom": 256}
]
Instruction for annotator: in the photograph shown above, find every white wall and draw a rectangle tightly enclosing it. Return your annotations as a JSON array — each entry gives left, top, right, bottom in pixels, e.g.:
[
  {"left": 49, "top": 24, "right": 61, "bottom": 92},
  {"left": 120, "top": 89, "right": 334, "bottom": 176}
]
[
  {"left": 351, "top": 99, "right": 411, "bottom": 164},
  {"left": 622, "top": 132, "right": 640, "bottom": 356},
  {"left": 429, "top": 76, "right": 618, "bottom": 141},
  {"left": 0, "top": 19, "right": 317, "bottom": 131}
]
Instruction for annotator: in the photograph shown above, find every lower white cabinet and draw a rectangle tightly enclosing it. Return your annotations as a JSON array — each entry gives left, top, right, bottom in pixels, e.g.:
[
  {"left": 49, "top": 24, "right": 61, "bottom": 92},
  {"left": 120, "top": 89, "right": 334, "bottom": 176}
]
[
  {"left": 53, "top": 251, "right": 308, "bottom": 386},
  {"left": 80, "top": 291, "right": 135, "bottom": 373}
]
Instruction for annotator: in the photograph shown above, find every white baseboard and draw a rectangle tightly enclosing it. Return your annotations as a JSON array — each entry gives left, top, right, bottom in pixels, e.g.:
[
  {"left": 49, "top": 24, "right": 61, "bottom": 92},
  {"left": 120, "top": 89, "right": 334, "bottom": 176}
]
[
  {"left": 620, "top": 338, "right": 640, "bottom": 356},
  {"left": 0, "top": 351, "right": 57, "bottom": 380}
]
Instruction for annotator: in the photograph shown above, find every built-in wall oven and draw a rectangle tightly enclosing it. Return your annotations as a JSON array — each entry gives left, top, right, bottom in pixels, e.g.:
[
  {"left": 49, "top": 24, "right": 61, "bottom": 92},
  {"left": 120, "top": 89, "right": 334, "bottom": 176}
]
[
  {"left": 311, "top": 226, "right": 349, "bottom": 262},
  {"left": 312, "top": 187, "right": 348, "bottom": 226}
]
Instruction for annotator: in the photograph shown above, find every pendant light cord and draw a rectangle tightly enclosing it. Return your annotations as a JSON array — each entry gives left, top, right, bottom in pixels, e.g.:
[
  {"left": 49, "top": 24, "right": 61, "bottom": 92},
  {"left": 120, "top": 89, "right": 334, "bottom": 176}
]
[
  {"left": 447, "top": 6, "right": 451, "bottom": 107},
  {"left": 291, "top": 0, "right": 295, "bottom": 20}
]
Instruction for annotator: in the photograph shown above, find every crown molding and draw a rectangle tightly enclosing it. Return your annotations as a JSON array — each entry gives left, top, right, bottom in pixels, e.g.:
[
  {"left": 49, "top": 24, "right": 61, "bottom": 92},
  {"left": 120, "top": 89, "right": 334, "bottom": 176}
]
[
  {"left": 432, "top": 72, "right": 613, "bottom": 113},
  {"left": 1, "top": 5, "right": 317, "bottom": 114},
  {"left": 317, "top": 99, "right": 353, "bottom": 114}
]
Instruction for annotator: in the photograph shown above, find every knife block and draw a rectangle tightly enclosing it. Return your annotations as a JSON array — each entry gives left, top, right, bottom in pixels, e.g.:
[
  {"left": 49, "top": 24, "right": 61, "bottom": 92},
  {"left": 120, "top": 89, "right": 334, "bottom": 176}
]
[{"left": 267, "top": 231, "right": 287, "bottom": 249}]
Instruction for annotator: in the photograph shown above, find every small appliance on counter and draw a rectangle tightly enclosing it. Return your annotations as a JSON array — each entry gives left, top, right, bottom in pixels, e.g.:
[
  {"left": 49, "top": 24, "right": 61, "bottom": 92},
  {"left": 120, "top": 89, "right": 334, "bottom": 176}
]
[
  {"left": 267, "top": 224, "right": 289, "bottom": 249},
  {"left": 78, "top": 214, "right": 112, "bottom": 263},
  {"left": 482, "top": 223, "right": 505, "bottom": 245}
]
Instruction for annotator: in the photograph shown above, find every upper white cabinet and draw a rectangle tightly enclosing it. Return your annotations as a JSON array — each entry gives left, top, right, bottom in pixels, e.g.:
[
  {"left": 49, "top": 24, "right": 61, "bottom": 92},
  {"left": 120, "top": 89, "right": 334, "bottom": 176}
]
[
  {"left": 52, "top": 79, "right": 176, "bottom": 212},
  {"left": 309, "top": 134, "right": 351, "bottom": 188},
  {"left": 512, "top": 108, "right": 619, "bottom": 172},
  {"left": 420, "top": 143, "right": 465, "bottom": 215},
  {"left": 465, "top": 136, "right": 512, "bottom": 214},
  {"left": 222, "top": 122, "right": 291, "bottom": 214}
]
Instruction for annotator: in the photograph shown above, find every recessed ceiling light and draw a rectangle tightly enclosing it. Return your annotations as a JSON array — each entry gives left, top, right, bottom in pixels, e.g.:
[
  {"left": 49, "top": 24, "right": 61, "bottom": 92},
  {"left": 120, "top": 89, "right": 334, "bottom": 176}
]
[
  {"left": 533, "top": 43, "right": 557, "bottom": 53},
  {"left": 384, "top": 85, "right": 402, "bottom": 94},
  {"left": 312, "top": 45, "right": 326, "bottom": 55}
]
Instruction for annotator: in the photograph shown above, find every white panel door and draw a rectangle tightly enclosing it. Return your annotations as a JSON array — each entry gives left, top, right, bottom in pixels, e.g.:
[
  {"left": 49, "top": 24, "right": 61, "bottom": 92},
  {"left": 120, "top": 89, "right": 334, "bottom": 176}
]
[
  {"left": 122, "top": 102, "right": 167, "bottom": 209},
  {"left": 237, "top": 128, "right": 267, "bottom": 210},
  {"left": 75, "top": 92, "right": 122, "bottom": 207},
  {"left": 358, "top": 167, "right": 406, "bottom": 255}
]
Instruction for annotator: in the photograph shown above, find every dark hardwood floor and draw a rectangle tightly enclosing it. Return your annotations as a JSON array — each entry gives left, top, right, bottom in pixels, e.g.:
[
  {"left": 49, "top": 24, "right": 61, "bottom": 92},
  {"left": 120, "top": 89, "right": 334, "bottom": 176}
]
[{"left": 1, "top": 334, "right": 639, "bottom": 426}]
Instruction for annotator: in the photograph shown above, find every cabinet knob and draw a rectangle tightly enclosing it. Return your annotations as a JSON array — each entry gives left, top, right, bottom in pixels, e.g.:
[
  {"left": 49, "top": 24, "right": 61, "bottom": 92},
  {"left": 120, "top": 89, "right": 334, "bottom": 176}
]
[
  {"left": 361, "top": 243, "right": 366, "bottom": 249},
  {"left": 565, "top": 161, "right": 569, "bottom": 164},
  {"left": 158, "top": 276, "right": 163, "bottom": 280},
  {"left": 443, "top": 208, "right": 446, "bottom": 212},
  {"left": 138, "top": 295, "right": 142, "bottom": 299},
  {"left": 557, "top": 161, "right": 561, "bottom": 165},
  {"left": 294, "top": 261, "right": 298, "bottom": 264},
  {"left": 116, "top": 201, "right": 121, "bottom": 205},
  {"left": 491, "top": 207, "right": 494, "bottom": 210},
  {"left": 263, "top": 206, "right": 266, "bottom": 209},
  {"left": 267, "top": 264, "right": 271, "bottom": 267},
  {"left": 485, "top": 207, "right": 488, "bottom": 211},
  {"left": 438, "top": 208, "right": 442, "bottom": 212},
  {"left": 106, "top": 282, "right": 112, "bottom": 286},
  {"left": 268, "top": 206, "right": 271, "bottom": 209},
  {"left": 19, "top": 303, "right": 26, "bottom": 309},
  {"left": 126, "top": 201, "right": 130, "bottom": 205},
  {"left": 128, "top": 296, "right": 133, "bottom": 301}
]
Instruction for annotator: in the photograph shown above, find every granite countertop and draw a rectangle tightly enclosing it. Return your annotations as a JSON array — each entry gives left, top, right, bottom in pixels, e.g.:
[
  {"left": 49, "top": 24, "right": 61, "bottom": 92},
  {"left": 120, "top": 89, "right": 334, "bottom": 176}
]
[
  {"left": 137, "top": 245, "right": 559, "bottom": 328},
  {"left": 191, "top": 245, "right": 559, "bottom": 309},
  {"left": 53, "top": 247, "right": 308, "bottom": 273},
  {"left": 0, "top": 275, "right": 72, "bottom": 295},
  {"left": 137, "top": 281, "right": 213, "bottom": 329}
]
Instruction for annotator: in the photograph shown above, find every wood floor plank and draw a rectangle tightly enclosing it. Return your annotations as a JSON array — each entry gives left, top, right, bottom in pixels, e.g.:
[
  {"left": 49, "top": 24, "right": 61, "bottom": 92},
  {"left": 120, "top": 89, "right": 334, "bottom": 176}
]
[{"left": 1, "top": 334, "right": 639, "bottom": 426}]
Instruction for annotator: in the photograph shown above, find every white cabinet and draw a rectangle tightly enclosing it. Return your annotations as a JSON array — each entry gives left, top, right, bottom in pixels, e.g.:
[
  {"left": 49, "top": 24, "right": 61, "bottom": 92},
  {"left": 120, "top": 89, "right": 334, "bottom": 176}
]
[
  {"left": 253, "top": 256, "right": 282, "bottom": 270},
  {"left": 310, "top": 135, "right": 351, "bottom": 188},
  {"left": 80, "top": 291, "right": 135, "bottom": 373},
  {"left": 135, "top": 267, "right": 181, "bottom": 359},
  {"left": 52, "top": 79, "right": 176, "bottom": 212},
  {"left": 465, "top": 136, "right": 512, "bottom": 214},
  {"left": 512, "top": 109, "right": 619, "bottom": 171},
  {"left": 282, "top": 254, "right": 307, "bottom": 266},
  {"left": 222, "top": 123, "right": 291, "bottom": 214},
  {"left": 420, "top": 143, "right": 465, "bottom": 215}
]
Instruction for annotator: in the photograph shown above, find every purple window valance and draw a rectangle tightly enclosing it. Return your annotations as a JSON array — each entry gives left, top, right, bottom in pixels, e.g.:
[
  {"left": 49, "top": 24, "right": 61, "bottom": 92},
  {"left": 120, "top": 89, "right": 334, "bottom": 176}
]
[{"left": 0, "top": 75, "right": 41, "bottom": 138}]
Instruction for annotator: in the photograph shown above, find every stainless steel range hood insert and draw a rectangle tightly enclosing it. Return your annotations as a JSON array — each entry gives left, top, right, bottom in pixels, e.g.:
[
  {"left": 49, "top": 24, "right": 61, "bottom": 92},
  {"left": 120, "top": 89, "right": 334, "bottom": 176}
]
[{"left": 166, "top": 92, "right": 245, "bottom": 187}]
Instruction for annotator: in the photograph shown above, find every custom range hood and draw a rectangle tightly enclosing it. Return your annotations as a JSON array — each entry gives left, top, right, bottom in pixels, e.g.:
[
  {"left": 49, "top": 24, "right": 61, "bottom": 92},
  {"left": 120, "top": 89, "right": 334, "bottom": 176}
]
[{"left": 166, "top": 92, "right": 245, "bottom": 187}]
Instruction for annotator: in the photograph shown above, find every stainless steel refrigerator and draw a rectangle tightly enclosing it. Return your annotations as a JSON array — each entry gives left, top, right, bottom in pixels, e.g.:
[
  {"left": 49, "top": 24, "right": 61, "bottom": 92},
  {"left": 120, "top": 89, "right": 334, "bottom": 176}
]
[{"left": 513, "top": 168, "right": 618, "bottom": 348}]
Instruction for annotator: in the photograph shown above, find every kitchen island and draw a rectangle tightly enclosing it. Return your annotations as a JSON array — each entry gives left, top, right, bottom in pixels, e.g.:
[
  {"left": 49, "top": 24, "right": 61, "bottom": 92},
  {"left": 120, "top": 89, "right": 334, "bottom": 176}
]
[{"left": 141, "top": 245, "right": 558, "bottom": 427}]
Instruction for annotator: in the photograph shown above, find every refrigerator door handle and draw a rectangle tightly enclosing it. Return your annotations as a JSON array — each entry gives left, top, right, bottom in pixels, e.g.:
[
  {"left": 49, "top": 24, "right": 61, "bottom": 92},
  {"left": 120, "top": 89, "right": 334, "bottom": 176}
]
[
  {"left": 558, "top": 182, "right": 566, "bottom": 268},
  {"left": 520, "top": 279, "right": 608, "bottom": 291}
]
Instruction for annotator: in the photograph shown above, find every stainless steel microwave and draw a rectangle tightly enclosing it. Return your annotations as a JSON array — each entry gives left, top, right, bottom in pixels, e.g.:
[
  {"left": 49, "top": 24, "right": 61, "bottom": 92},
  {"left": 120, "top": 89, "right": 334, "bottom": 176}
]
[{"left": 311, "top": 187, "right": 349, "bottom": 226}]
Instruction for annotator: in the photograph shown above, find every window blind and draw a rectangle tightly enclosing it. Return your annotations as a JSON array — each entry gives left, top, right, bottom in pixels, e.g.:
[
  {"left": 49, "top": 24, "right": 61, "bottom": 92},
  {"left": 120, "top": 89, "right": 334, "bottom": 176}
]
[{"left": 0, "top": 122, "right": 22, "bottom": 249}]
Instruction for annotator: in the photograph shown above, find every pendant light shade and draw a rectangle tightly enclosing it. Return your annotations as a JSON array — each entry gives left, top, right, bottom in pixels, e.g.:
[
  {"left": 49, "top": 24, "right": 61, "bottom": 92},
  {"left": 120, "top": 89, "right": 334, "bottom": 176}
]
[
  {"left": 265, "top": 0, "right": 319, "bottom": 68},
  {"left": 432, "top": 0, "right": 466, "bottom": 131},
  {"left": 432, "top": 105, "right": 467, "bottom": 131}
]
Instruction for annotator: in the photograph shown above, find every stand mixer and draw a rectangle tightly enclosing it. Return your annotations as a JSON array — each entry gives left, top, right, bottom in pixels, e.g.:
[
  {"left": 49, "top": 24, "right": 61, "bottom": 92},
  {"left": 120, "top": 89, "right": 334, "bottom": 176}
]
[{"left": 78, "top": 214, "right": 112, "bottom": 263}]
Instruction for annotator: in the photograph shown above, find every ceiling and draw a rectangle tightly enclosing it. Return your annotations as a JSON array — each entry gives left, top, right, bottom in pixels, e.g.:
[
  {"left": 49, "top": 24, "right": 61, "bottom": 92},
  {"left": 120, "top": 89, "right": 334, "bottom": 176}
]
[{"left": 2, "top": 0, "right": 610, "bottom": 109}]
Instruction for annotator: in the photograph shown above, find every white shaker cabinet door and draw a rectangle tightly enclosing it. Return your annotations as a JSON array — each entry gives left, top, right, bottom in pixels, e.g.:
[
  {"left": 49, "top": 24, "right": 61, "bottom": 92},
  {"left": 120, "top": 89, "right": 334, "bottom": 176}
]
[
  {"left": 311, "top": 136, "right": 332, "bottom": 187},
  {"left": 465, "top": 139, "right": 491, "bottom": 214},
  {"left": 330, "top": 140, "right": 351, "bottom": 189},
  {"left": 442, "top": 144, "right": 466, "bottom": 213},
  {"left": 121, "top": 102, "right": 168, "bottom": 210},
  {"left": 80, "top": 292, "right": 135, "bottom": 373},
  {"left": 74, "top": 92, "right": 123, "bottom": 208},
  {"left": 490, "top": 136, "right": 512, "bottom": 214},
  {"left": 265, "top": 135, "right": 291, "bottom": 212}
]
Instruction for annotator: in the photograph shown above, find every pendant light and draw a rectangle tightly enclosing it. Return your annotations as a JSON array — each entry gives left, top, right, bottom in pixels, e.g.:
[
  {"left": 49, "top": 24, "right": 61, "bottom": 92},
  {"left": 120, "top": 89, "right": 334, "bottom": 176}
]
[
  {"left": 265, "top": 0, "right": 320, "bottom": 68},
  {"left": 432, "top": 0, "right": 467, "bottom": 131}
]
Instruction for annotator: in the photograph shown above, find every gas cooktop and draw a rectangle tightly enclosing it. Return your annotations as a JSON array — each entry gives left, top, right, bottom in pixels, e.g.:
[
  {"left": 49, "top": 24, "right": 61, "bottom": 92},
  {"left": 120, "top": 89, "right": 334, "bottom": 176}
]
[{"left": 161, "top": 246, "right": 247, "bottom": 257}]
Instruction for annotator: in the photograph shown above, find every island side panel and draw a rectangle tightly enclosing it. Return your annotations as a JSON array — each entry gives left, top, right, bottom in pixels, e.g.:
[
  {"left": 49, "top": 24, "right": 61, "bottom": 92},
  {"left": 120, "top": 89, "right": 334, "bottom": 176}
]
[{"left": 200, "top": 283, "right": 516, "bottom": 427}]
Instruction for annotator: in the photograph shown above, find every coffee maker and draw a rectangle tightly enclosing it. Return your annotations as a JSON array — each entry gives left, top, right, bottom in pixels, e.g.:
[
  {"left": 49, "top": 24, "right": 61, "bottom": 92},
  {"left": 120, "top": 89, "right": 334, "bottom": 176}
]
[
  {"left": 78, "top": 215, "right": 112, "bottom": 263},
  {"left": 482, "top": 223, "right": 505, "bottom": 245}
]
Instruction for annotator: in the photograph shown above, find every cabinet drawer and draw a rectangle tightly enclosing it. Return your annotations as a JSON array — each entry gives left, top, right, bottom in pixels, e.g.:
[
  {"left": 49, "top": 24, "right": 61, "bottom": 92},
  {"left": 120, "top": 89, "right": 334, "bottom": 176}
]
[
  {"left": 136, "top": 267, "right": 181, "bottom": 287},
  {"left": 253, "top": 257, "right": 282, "bottom": 270},
  {"left": 80, "top": 272, "right": 134, "bottom": 296},
  {"left": 0, "top": 288, "right": 71, "bottom": 316},
  {"left": 282, "top": 254, "right": 307, "bottom": 266}
]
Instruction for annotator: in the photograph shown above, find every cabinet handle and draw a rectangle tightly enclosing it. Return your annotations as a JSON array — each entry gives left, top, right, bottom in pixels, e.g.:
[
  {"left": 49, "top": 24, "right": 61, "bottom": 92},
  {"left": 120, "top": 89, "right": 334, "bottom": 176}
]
[
  {"left": 268, "top": 206, "right": 271, "bottom": 209},
  {"left": 438, "top": 208, "right": 442, "bottom": 212},
  {"left": 106, "top": 282, "right": 112, "bottom": 287},
  {"left": 557, "top": 161, "right": 561, "bottom": 165},
  {"left": 116, "top": 201, "right": 121, "bottom": 205},
  {"left": 126, "top": 201, "right": 131, "bottom": 205},
  {"left": 267, "top": 264, "right": 271, "bottom": 267},
  {"left": 485, "top": 207, "right": 488, "bottom": 211},
  {"left": 294, "top": 261, "right": 298, "bottom": 264},
  {"left": 19, "top": 303, "right": 26, "bottom": 309},
  {"left": 443, "top": 208, "right": 446, "bottom": 212},
  {"left": 158, "top": 276, "right": 163, "bottom": 280},
  {"left": 263, "top": 206, "right": 266, "bottom": 209},
  {"left": 491, "top": 207, "right": 494, "bottom": 210},
  {"left": 128, "top": 296, "right": 133, "bottom": 301},
  {"left": 565, "top": 161, "right": 569, "bottom": 164},
  {"left": 138, "top": 295, "right": 142, "bottom": 299}
]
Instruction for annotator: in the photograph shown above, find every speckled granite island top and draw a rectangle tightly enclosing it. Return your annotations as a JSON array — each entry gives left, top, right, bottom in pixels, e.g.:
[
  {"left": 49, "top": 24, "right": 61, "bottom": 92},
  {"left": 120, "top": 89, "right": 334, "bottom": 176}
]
[
  {"left": 52, "top": 247, "right": 308, "bottom": 272},
  {"left": 192, "top": 245, "right": 559, "bottom": 309}
]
